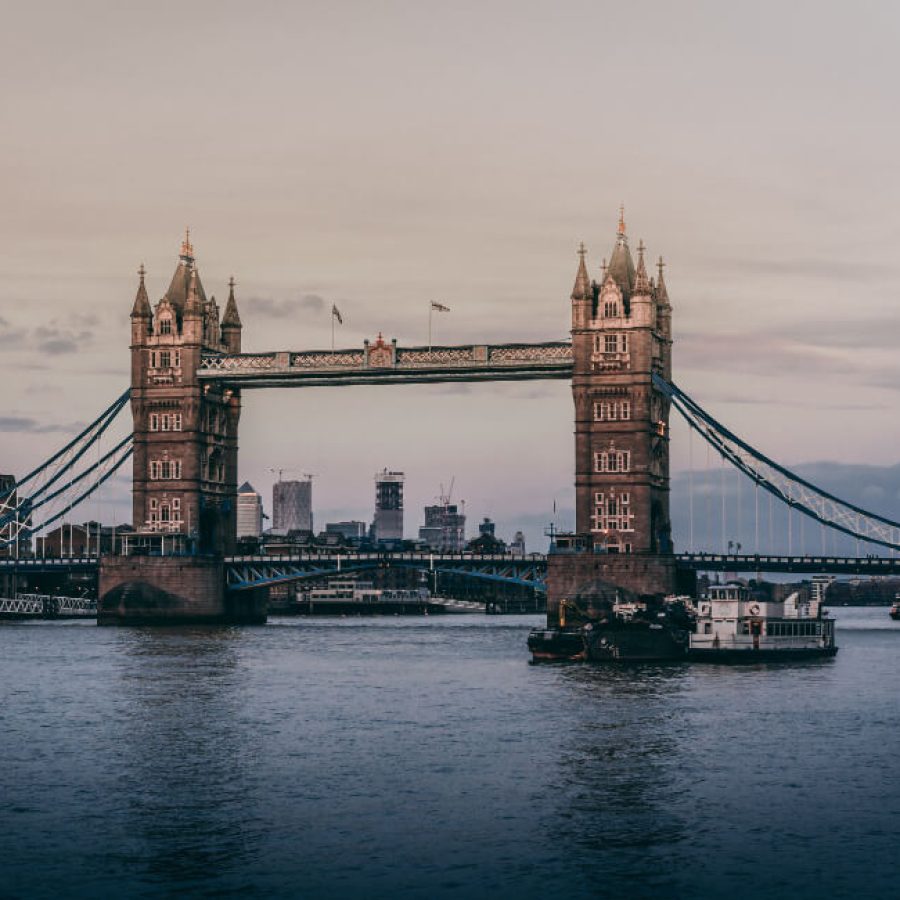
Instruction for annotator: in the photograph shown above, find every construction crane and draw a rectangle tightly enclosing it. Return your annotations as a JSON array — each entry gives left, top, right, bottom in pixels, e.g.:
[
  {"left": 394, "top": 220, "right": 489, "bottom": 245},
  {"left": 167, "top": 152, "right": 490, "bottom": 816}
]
[
  {"left": 268, "top": 468, "right": 317, "bottom": 483},
  {"left": 437, "top": 477, "right": 456, "bottom": 507}
]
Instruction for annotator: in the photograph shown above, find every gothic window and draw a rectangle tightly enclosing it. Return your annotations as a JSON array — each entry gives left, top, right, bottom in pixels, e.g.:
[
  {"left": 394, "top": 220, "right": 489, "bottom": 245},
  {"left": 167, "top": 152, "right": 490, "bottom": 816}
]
[
  {"left": 604, "top": 334, "right": 618, "bottom": 353},
  {"left": 594, "top": 450, "right": 631, "bottom": 473},
  {"left": 149, "top": 351, "right": 157, "bottom": 368},
  {"left": 159, "top": 351, "right": 171, "bottom": 369},
  {"left": 149, "top": 414, "right": 159, "bottom": 432},
  {"left": 173, "top": 413, "right": 182, "bottom": 431},
  {"left": 590, "top": 491, "right": 635, "bottom": 533},
  {"left": 150, "top": 460, "right": 182, "bottom": 480},
  {"left": 159, "top": 318, "right": 172, "bottom": 335},
  {"left": 603, "top": 299, "right": 619, "bottom": 317},
  {"left": 594, "top": 399, "right": 631, "bottom": 422}
]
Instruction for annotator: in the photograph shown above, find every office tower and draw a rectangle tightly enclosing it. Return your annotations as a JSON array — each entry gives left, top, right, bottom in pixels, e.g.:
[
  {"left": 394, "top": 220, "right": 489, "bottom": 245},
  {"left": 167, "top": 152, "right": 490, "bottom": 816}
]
[
  {"left": 372, "top": 470, "right": 404, "bottom": 543},
  {"left": 273, "top": 478, "right": 313, "bottom": 532},
  {"left": 236, "top": 481, "right": 263, "bottom": 538}
]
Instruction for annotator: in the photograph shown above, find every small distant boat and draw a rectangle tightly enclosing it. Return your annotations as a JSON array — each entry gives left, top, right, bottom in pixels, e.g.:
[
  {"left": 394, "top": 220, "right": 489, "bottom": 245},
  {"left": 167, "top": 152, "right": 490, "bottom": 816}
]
[{"left": 890, "top": 596, "right": 900, "bottom": 621}]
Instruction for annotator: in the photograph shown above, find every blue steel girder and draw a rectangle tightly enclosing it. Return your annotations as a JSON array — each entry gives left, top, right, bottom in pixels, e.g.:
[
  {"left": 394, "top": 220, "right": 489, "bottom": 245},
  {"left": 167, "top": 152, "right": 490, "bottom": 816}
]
[{"left": 223, "top": 553, "right": 547, "bottom": 592}]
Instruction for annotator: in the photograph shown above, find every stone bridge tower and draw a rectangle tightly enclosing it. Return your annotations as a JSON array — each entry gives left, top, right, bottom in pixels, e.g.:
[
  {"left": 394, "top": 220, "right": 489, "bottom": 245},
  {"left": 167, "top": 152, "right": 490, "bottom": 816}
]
[
  {"left": 547, "top": 210, "right": 677, "bottom": 620},
  {"left": 128, "top": 232, "right": 242, "bottom": 555}
]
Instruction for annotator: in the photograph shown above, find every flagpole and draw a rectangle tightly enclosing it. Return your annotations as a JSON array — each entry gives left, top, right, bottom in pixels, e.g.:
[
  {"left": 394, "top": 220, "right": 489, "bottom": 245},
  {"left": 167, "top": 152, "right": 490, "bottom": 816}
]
[
  {"left": 332, "top": 311, "right": 335, "bottom": 354},
  {"left": 428, "top": 303, "right": 433, "bottom": 350}
]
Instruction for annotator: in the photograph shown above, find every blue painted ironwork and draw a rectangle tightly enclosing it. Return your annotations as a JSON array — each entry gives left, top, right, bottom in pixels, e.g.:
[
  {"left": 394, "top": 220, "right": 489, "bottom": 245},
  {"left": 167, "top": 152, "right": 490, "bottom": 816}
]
[{"left": 222, "top": 552, "right": 549, "bottom": 592}]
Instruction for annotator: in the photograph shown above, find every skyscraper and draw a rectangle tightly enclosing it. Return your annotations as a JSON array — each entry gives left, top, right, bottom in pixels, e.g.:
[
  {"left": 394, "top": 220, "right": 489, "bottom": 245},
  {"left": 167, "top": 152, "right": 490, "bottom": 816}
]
[
  {"left": 372, "top": 470, "right": 404, "bottom": 543},
  {"left": 236, "top": 481, "right": 263, "bottom": 539},
  {"left": 273, "top": 479, "right": 312, "bottom": 532},
  {"left": 418, "top": 502, "right": 465, "bottom": 551}
]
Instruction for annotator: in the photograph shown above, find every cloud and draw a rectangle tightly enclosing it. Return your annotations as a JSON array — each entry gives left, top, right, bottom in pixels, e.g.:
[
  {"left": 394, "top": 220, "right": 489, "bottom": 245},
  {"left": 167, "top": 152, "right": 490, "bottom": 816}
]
[
  {"left": 0, "top": 328, "right": 27, "bottom": 347},
  {"left": 0, "top": 416, "right": 83, "bottom": 434},
  {"left": 33, "top": 325, "right": 94, "bottom": 355},
  {"left": 246, "top": 294, "right": 327, "bottom": 318},
  {"left": 0, "top": 320, "right": 96, "bottom": 355}
]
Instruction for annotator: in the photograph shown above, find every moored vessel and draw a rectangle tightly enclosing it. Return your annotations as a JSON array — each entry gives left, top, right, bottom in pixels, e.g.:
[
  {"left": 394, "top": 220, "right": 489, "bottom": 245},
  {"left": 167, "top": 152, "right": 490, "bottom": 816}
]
[
  {"left": 687, "top": 582, "right": 836, "bottom": 661},
  {"left": 295, "top": 579, "right": 432, "bottom": 615},
  {"left": 890, "top": 595, "right": 900, "bottom": 620},
  {"left": 528, "top": 580, "right": 693, "bottom": 662}
]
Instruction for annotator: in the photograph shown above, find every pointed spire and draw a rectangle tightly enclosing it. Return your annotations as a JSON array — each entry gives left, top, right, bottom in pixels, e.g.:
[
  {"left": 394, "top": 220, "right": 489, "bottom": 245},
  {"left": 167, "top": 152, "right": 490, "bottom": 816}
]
[
  {"left": 633, "top": 239, "right": 651, "bottom": 294},
  {"left": 165, "top": 229, "right": 206, "bottom": 311},
  {"left": 131, "top": 262, "right": 152, "bottom": 318},
  {"left": 222, "top": 275, "right": 242, "bottom": 327},
  {"left": 185, "top": 266, "right": 203, "bottom": 316},
  {"left": 180, "top": 226, "right": 194, "bottom": 263},
  {"left": 571, "top": 242, "right": 591, "bottom": 300},
  {"left": 606, "top": 208, "right": 635, "bottom": 294},
  {"left": 656, "top": 256, "right": 670, "bottom": 304}
]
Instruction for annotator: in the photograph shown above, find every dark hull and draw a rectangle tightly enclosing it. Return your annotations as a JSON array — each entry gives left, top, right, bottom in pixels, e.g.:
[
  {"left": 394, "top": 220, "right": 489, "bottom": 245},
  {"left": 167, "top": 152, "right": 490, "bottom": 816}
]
[
  {"left": 688, "top": 647, "right": 838, "bottom": 663},
  {"left": 890, "top": 610, "right": 900, "bottom": 621},
  {"left": 529, "top": 624, "right": 689, "bottom": 663}
]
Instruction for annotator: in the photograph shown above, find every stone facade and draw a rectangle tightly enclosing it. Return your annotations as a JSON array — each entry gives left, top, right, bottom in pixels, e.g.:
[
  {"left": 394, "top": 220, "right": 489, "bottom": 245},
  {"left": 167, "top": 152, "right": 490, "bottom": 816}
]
[
  {"left": 570, "top": 210, "right": 673, "bottom": 555},
  {"left": 129, "top": 233, "right": 243, "bottom": 555},
  {"left": 547, "top": 211, "right": 677, "bottom": 623},
  {"left": 98, "top": 555, "right": 266, "bottom": 624}
]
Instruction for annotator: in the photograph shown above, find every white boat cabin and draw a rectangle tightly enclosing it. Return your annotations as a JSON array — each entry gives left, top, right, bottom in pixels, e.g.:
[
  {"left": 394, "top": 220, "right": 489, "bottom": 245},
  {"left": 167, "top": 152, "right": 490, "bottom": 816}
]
[{"left": 691, "top": 582, "right": 834, "bottom": 653}]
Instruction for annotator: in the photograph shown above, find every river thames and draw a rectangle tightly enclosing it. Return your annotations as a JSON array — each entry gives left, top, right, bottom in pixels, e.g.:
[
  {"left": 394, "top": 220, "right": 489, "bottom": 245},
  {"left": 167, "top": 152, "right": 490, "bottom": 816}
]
[{"left": 0, "top": 607, "right": 897, "bottom": 899}]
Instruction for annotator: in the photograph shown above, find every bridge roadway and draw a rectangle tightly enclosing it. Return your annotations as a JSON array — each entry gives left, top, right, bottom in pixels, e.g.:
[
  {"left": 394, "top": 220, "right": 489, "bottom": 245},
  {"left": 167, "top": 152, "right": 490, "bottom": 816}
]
[
  {"left": 3, "top": 552, "right": 900, "bottom": 585},
  {"left": 196, "top": 341, "right": 574, "bottom": 388},
  {"left": 223, "top": 551, "right": 549, "bottom": 591}
]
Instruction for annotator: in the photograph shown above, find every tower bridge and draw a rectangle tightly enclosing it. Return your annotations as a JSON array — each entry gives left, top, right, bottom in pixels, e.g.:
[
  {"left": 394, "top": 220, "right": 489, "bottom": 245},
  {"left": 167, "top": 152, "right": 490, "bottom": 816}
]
[{"left": 3, "top": 214, "right": 900, "bottom": 624}]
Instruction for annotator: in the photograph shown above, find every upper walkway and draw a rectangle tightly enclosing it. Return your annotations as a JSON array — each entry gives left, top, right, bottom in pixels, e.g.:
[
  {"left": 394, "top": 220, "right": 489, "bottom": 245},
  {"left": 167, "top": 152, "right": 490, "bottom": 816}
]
[{"left": 196, "top": 341, "right": 574, "bottom": 388}]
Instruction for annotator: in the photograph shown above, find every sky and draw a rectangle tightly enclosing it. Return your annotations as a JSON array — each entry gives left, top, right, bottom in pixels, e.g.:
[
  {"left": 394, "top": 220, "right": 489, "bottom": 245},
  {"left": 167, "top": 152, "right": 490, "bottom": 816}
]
[{"left": 1, "top": 0, "right": 899, "bottom": 549}]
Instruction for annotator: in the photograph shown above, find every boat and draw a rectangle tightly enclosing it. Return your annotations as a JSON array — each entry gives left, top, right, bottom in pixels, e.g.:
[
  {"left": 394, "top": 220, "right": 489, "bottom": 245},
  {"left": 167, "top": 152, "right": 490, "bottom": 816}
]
[
  {"left": 528, "top": 580, "right": 693, "bottom": 662},
  {"left": 688, "top": 582, "right": 837, "bottom": 661},
  {"left": 528, "top": 579, "right": 838, "bottom": 663},
  {"left": 890, "top": 595, "right": 900, "bottom": 620},
  {"left": 294, "top": 579, "right": 432, "bottom": 615}
]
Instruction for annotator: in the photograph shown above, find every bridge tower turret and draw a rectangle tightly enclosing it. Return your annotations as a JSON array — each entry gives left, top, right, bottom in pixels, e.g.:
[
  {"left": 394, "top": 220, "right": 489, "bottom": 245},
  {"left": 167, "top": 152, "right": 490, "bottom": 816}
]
[
  {"left": 571, "top": 210, "right": 672, "bottom": 555},
  {"left": 549, "top": 210, "right": 676, "bottom": 621},
  {"left": 128, "top": 232, "right": 241, "bottom": 557}
]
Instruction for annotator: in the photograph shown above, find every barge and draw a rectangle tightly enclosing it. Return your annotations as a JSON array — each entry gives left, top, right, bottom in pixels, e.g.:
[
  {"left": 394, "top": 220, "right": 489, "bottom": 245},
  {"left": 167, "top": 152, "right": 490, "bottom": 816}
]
[
  {"left": 528, "top": 580, "right": 693, "bottom": 662},
  {"left": 529, "top": 579, "right": 837, "bottom": 663}
]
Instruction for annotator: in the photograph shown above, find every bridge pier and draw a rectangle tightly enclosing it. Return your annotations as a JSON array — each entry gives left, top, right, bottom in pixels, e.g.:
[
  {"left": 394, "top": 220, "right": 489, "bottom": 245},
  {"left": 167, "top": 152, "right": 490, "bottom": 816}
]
[
  {"left": 98, "top": 556, "right": 266, "bottom": 625},
  {"left": 545, "top": 551, "right": 684, "bottom": 626}
]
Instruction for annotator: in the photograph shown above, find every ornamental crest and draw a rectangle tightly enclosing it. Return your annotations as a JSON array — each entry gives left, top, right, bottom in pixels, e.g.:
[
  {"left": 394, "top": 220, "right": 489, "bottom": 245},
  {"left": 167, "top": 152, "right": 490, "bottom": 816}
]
[{"left": 368, "top": 333, "right": 393, "bottom": 368}]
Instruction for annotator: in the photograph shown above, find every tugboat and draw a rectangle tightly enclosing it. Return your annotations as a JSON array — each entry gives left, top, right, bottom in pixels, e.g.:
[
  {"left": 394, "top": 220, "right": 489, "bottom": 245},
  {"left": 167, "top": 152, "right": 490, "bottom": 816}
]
[
  {"left": 688, "top": 582, "right": 837, "bottom": 661},
  {"left": 528, "top": 580, "right": 693, "bottom": 662},
  {"left": 890, "top": 595, "right": 900, "bottom": 621}
]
